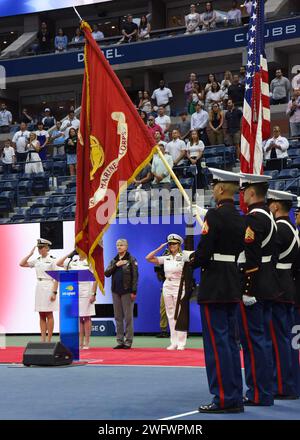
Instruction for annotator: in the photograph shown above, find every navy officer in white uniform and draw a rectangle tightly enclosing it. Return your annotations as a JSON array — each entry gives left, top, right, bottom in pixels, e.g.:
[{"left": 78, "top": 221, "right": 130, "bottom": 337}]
[
  {"left": 146, "top": 234, "right": 193, "bottom": 351},
  {"left": 20, "top": 238, "right": 58, "bottom": 342}
]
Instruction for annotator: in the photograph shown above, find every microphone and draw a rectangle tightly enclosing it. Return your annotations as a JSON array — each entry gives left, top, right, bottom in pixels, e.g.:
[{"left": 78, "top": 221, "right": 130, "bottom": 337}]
[{"left": 66, "top": 250, "right": 78, "bottom": 271}]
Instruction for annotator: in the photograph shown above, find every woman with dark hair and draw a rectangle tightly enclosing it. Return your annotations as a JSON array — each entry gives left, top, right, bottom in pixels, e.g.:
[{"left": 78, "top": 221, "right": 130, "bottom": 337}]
[
  {"left": 35, "top": 121, "right": 49, "bottom": 161},
  {"left": 206, "top": 81, "right": 225, "bottom": 110},
  {"left": 139, "top": 91, "right": 152, "bottom": 114},
  {"left": 138, "top": 15, "right": 151, "bottom": 40},
  {"left": 201, "top": 2, "right": 217, "bottom": 31},
  {"left": 65, "top": 127, "right": 77, "bottom": 175},
  {"left": 139, "top": 110, "right": 148, "bottom": 125},
  {"left": 54, "top": 28, "right": 68, "bottom": 53},
  {"left": 208, "top": 103, "right": 224, "bottom": 145},
  {"left": 204, "top": 73, "right": 220, "bottom": 95}
]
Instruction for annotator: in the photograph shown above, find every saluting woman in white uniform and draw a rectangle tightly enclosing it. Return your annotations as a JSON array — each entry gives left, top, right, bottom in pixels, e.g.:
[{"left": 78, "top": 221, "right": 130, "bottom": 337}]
[
  {"left": 20, "top": 238, "right": 58, "bottom": 342},
  {"left": 57, "top": 251, "right": 97, "bottom": 350},
  {"left": 146, "top": 234, "right": 193, "bottom": 350}
]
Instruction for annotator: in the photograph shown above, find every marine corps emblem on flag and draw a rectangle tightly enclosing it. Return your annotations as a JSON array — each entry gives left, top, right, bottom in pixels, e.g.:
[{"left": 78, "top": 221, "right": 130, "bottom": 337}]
[
  {"left": 202, "top": 220, "right": 209, "bottom": 235},
  {"left": 245, "top": 226, "right": 255, "bottom": 243}
]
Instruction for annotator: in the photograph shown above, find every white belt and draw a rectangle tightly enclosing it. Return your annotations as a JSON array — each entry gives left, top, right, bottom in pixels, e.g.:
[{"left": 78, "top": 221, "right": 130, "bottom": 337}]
[
  {"left": 262, "top": 256, "right": 272, "bottom": 263},
  {"left": 211, "top": 253, "right": 236, "bottom": 262},
  {"left": 276, "top": 263, "right": 292, "bottom": 270}
]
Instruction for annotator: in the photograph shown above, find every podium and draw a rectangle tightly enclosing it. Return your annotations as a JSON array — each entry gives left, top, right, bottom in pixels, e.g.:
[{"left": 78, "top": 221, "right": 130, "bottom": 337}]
[{"left": 47, "top": 269, "right": 95, "bottom": 361}]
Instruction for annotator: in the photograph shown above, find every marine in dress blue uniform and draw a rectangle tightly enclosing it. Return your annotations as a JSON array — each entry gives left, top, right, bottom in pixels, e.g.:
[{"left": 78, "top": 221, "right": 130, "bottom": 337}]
[
  {"left": 267, "top": 190, "right": 300, "bottom": 399},
  {"left": 191, "top": 168, "right": 245, "bottom": 413},
  {"left": 238, "top": 173, "right": 282, "bottom": 406},
  {"left": 292, "top": 197, "right": 300, "bottom": 396}
]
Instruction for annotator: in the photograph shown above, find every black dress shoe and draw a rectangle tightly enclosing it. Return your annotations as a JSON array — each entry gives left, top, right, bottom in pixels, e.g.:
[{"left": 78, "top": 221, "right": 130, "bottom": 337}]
[
  {"left": 156, "top": 332, "right": 169, "bottom": 338},
  {"left": 274, "top": 394, "right": 299, "bottom": 400},
  {"left": 199, "top": 403, "right": 244, "bottom": 414},
  {"left": 113, "top": 344, "right": 124, "bottom": 349},
  {"left": 123, "top": 345, "right": 131, "bottom": 349},
  {"left": 243, "top": 396, "right": 273, "bottom": 406}
]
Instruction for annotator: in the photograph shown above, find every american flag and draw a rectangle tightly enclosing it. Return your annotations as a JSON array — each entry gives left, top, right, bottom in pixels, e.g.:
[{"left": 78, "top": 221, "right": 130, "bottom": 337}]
[{"left": 240, "top": 0, "right": 270, "bottom": 175}]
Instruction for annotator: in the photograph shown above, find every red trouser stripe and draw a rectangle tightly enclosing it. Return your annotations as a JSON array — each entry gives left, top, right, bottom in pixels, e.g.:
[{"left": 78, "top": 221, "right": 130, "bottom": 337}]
[
  {"left": 239, "top": 302, "right": 260, "bottom": 404},
  {"left": 204, "top": 305, "right": 225, "bottom": 408},
  {"left": 269, "top": 319, "right": 283, "bottom": 395}
]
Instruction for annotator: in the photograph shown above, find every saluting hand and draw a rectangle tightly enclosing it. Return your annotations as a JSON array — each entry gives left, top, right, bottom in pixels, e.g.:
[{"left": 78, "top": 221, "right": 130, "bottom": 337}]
[{"left": 29, "top": 246, "right": 36, "bottom": 256}]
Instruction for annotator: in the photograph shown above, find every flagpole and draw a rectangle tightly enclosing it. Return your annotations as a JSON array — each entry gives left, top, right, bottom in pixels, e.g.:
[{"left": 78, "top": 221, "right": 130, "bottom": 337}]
[
  {"left": 155, "top": 146, "right": 203, "bottom": 227},
  {"left": 73, "top": 6, "right": 83, "bottom": 22}
]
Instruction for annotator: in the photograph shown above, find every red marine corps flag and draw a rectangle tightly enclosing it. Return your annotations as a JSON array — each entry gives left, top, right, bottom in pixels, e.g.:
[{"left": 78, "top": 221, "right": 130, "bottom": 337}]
[{"left": 75, "top": 21, "right": 156, "bottom": 291}]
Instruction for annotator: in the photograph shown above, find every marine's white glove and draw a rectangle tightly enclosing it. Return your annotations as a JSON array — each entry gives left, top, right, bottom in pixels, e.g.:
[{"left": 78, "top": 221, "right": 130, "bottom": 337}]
[
  {"left": 242, "top": 295, "right": 257, "bottom": 306},
  {"left": 191, "top": 204, "right": 208, "bottom": 218}
]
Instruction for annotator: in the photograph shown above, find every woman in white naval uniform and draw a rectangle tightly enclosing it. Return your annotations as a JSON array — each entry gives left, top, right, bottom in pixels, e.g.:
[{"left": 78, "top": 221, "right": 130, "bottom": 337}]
[
  {"left": 146, "top": 234, "right": 193, "bottom": 350},
  {"left": 20, "top": 238, "right": 58, "bottom": 342},
  {"left": 57, "top": 252, "right": 97, "bottom": 350}
]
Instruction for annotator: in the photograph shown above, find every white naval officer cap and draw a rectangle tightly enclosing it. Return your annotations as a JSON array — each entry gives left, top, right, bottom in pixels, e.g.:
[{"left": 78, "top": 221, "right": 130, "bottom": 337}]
[
  {"left": 267, "top": 189, "right": 297, "bottom": 202},
  {"left": 167, "top": 234, "right": 183, "bottom": 245},
  {"left": 37, "top": 238, "right": 52, "bottom": 247},
  {"left": 239, "top": 172, "right": 272, "bottom": 190},
  {"left": 208, "top": 168, "right": 240, "bottom": 183},
  {"left": 296, "top": 197, "right": 300, "bottom": 213}
]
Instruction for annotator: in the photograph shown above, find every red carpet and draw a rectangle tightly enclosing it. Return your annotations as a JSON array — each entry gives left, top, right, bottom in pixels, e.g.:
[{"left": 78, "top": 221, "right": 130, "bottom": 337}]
[{"left": 0, "top": 347, "right": 205, "bottom": 367}]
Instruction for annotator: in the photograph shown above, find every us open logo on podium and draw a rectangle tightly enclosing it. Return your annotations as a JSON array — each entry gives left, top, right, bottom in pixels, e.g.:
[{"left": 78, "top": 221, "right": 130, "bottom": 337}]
[
  {"left": 0, "top": 325, "right": 6, "bottom": 349},
  {"left": 0, "top": 65, "right": 6, "bottom": 90}
]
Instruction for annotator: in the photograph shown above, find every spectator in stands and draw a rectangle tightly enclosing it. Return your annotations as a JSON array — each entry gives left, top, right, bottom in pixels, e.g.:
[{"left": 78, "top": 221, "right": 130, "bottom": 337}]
[
  {"left": 155, "top": 106, "right": 171, "bottom": 140},
  {"left": 133, "top": 163, "right": 152, "bottom": 211},
  {"left": 139, "top": 110, "right": 148, "bottom": 125},
  {"left": 188, "top": 82, "right": 204, "bottom": 115},
  {"left": 151, "top": 80, "right": 173, "bottom": 116},
  {"left": 12, "top": 122, "right": 30, "bottom": 163},
  {"left": 72, "top": 28, "right": 84, "bottom": 44},
  {"left": 264, "top": 126, "right": 289, "bottom": 171},
  {"left": 0, "top": 103, "right": 12, "bottom": 134},
  {"left": 204, "top": 73, "right": 220, "bottom": 95},
  {"left": 154, "top": 130, "right": 167, "bottom": 148},
  {"left": 36, "top": 122, "right": 49, "bottom": 161},
  {"left": 185, "top": 4, "right": 201, "bottom": 34},
  {"left": 239, "top": 66, "right": 247, "bottom": 85},
  {"left": 184, "top": 73, "right": 197, "bottom": 106},
  {"left": 151, "top": 144, "right": 173, "bottom": 190},
  {"left": 228, "top": 74, "right": 245, "bottom": 108},
  {"left": 42, "top": 108, "right": 56, "bottom": 130},
  {"left": 25, "top": 132, "right": 44, "bottom": 174},
  {"left": 20, "top": 108, "right": 33, "bottom": 125},
  {"left": 221, "top": 70, "right": 233, "bottom": 101},
  {"left": 176, "top": 112, "right": 191, "bottom": 141},
  {"left": 227, "top": 1, "right": 242, "bottom": 26},
  {"left": 50, "top": 121, "right": 65, "bottom": 155},
  {"left": 92, "top": 24, "right": 104, "bottom": 41},
  {"left": 138, "top": 15, "right": 151, "bottom": 40},
  {"left": 165, "top": 129, "right": 187, "bottom": 175},
  {"left": 139, "top": 91, "right": 152, "bottom": 114},
  {"left": 147, "top": 115, "right": 164, "bottom": 140},
  {"left": 54, "top": 28, "right": 68, "bottom": 53},
  {"left": 186, "top": 129, "right": 205, "bottom": 191},
  {"left": 201, "top": 2, "right": 217, "bottom": 32},
  {"left": 225, "top": 99, "right": 242, "bottom": 157},
  {"left": 61, "top": 110, "right": 80, "bottom": 138},
  {"left": 292, "top": 68, "right": 300, "bottom": 91},
  {"left": 1, "top": 139, "right": 16, "bottom": 175},
  {"left": 121, "top": 15, "right": 138, "bottom": 43},
  {"left": 37, "top": 22, "right": 52, "bottom": 54},
  {"left": 209, "top": 103, "right": 224, "bottom": 145},
  {"left": 270, "top": 69, "right": 291, "bottom": 105},
  {"left": 286, "top": 91, "right": 300, "bottom": 138},
  {"left": 65, "top": 127, "right": 78, "bottom": 176},
  {"left": 241, "top": 1, "right": 253, "bottom": 15},
  {"left": 190, "top": 102, "right": 209, "bottom": 145},
  {"left": 205, "top": 81, "right": 225, "bottom": 111}
]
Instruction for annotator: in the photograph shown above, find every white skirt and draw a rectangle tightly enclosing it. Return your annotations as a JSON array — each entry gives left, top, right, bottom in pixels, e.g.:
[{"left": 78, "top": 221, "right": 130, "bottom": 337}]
[
  {"left": 25, "top": 152, "right": 44, "bottom": 174},
  {"left": 35, "top": 280, "right": 58, "bottom": 312},
  {"left": 79, "top": 296, "right": 96, "bottom": 317}
]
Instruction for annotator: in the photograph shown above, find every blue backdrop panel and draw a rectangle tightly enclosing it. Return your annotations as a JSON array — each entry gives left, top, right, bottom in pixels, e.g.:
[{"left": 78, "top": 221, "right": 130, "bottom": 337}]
[{"left": 102, "top": 215, "right": 202, "bottom": 333}]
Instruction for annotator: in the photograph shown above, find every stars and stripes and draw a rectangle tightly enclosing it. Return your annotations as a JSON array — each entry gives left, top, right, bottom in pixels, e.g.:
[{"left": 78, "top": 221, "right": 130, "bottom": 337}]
[{"left": 240, "top": 0, "right": 270, "bottom": 175}]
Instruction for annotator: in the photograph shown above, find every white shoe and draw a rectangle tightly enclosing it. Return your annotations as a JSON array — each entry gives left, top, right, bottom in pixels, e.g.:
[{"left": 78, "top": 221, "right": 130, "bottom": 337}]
[
  {"left": 167, "top": 344, "right": 178, "bottom": 350},
  {"left": 83, "top": 346, "right": 90, "bottom": 350},
  {"left": 177, "top": 346, "right": 185, "bottom": 351}
]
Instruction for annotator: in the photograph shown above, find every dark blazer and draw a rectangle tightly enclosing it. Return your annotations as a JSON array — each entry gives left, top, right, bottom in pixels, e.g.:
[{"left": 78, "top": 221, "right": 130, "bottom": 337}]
[{"left": 104, "top": 252, "right": 138, "bottom": 294}]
